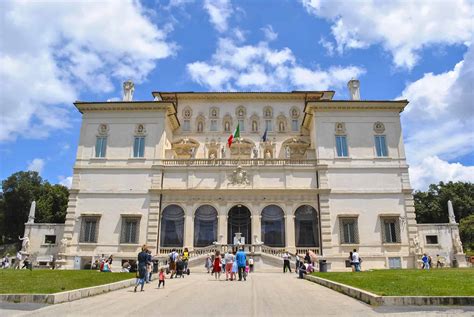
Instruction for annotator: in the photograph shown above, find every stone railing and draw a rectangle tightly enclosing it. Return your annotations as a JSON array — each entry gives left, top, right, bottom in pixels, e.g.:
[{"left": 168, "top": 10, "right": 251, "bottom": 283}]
[
  {"left": 157, "top": 247, "right": 183, "bottom": 256},
  {"left": 158, "top": 159, "right": 318, "bottom": 167},
  {"left": 296, "top": 247, "right": 320, "bottom": 256},
  {"left": 190, "top": 245, "right": 217, "bottom": 258},
  {"left": 261, "top": 245, "right": 286, "bottom": 257}
]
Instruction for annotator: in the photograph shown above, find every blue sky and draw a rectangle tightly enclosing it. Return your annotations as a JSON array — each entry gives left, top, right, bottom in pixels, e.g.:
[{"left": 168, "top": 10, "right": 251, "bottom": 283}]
[{"left": 0, "top": 0, "right": 473, "bottom": 190}]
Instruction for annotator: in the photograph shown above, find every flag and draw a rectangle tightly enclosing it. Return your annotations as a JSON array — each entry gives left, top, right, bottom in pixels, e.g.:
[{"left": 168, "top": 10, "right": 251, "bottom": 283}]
[
  {"left": 227, "top": 123, "right": 240, "bottom": 147},
  {"left": 262, "top": 127, "right": 268, "bottom": 142}
]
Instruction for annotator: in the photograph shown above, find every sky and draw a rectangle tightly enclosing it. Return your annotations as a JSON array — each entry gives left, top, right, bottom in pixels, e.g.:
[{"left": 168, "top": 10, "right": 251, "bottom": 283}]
[{"left": 0, "top": 0, "right": 473, "bottom": 191}]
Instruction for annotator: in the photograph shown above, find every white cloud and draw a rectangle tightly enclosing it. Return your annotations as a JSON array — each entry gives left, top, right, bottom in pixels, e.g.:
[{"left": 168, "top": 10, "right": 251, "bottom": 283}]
[
  {"left": 58, "top": 176, "right": 73, "bottom": 189},
  {"left": 0, "top": 0, "right": 176, "bottom": 142},
  {"left": 27, "top": 158, "right": 45, "bottom": 174},
  {"left": 399, "top": 45, "right": 474, "bottom": 189},
  {"left": 187, "top": 37, "right": 365, "bottom": 91},
  {"left": 409, "top": 156, "right": 474, "bottom": 191},
  {"left": 203, "top": 0, "right": 234, "bottom": 33},
  {"left": 301, "top": 0, "right": 474, "bottom": 69},
  {"left": 261, "top": 25, "right": 278, "bottom": 42},
  {"left": 319, "top": 37, "right": 335, "bottom": 56}
]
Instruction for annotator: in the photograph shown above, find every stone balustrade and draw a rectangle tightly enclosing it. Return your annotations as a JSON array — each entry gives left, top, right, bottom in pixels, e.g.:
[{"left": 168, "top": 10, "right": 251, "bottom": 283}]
[{"left": 158, "top": 158, "right": 319, "bottom": 167}]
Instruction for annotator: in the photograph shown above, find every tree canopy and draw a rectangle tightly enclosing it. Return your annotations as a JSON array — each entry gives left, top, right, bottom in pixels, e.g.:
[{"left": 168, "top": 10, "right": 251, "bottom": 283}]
[
  {"left": 414, "top": 181, "right": 474, "bottom": 251},
  {"left": 0, "top": 171, "right": 69, "bottom": 244}
]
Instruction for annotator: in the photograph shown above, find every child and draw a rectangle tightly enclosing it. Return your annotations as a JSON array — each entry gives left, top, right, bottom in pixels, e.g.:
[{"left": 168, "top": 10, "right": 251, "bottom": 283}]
[
  {"left": 158, "top": 268, "right": 165, "bottom": 288},
  {"left": 231, "top": 259, "right": 238, "bottom": 281},
  {"left": 245, "top": 262, "right": 250, "bottom": 278}
]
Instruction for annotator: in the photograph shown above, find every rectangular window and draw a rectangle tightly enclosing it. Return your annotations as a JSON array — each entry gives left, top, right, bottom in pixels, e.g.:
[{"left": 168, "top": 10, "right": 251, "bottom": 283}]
[
  {"left": 44, "top": 235, "right": 56, "bottom": 244},
  {"left": 382, "top": 218, "right": 400, "bottom": 243},
  {"left": 120, "top": 218, "right": 140, "bottom": 244},
  {"left": 238, "top": 119, "right": 245, "bottom": 132},
  {"left": 80, "top": 217, "right": 99, "bottom": 243},
  {"left": 339, "top": 218, "right": 359, "bottom": 244},
  {"left": 183, "top": 120, "right": 190, "bottom": 131},
  {"left": 426, "top": 235, "right": 438, "bottom": 244},
  {"left": 292, "top": 119, "right": 299, "bottom": 132},
  {"left": 336, "top": 135, "right": 349, "bottom": 157},
  {"left": 95, "top": 137, "right": 107, "bottom": 158},
  {"left": 265, "top": 120, "right": 272, "bottom": 132},
  {"left": 375, "top": 135, "right": 388, "bottom": 157},
  {"left": 210, "top": 120, "right": 218, "bottom": 131},
  {"left": 133, "top": 137, "right": 145, "bottom": 158}
]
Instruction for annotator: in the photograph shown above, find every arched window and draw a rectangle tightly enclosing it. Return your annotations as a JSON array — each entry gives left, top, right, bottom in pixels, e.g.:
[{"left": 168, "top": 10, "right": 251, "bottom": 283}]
[
  {"left": 194, "top": 205, "right": 218, "bottom": 247},
  {"left": 160, "top": 205, "right": 184, "bottom": 247},
  {"left": 295, "top": 205, "right": 319, "bottom": 247},
  {"left": 261, "top": 205, "right": 285, "bottom": 247}
]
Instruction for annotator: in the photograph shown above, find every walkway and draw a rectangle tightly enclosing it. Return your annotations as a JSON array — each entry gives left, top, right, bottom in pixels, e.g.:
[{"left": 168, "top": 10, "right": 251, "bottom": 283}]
[{"left": 1, "top": 272, "right": 472, "bottom": 316}]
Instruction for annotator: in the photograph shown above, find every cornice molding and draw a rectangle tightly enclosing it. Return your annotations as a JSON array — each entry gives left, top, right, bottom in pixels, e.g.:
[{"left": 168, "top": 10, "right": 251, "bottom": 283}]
[
  {"left": 74, "top": 101, "right": 174, "bottom": 114},
  {"left": 153, "top": 91, "right": 334, "bottom": 101}
]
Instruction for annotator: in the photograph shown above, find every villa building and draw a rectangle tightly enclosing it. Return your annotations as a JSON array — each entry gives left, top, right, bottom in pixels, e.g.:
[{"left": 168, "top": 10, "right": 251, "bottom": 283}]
[{"left": 23, "top": 80, "right": 466, "bottom": 270}]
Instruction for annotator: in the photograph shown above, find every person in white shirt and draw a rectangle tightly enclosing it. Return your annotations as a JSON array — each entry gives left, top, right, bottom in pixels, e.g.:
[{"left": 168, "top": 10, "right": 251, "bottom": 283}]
[
  {"left": 248, "top": 257, "right": 254, "bottom": 273},
  {"left": 352, "top": 249, "right": 361, "bottom": 272}
]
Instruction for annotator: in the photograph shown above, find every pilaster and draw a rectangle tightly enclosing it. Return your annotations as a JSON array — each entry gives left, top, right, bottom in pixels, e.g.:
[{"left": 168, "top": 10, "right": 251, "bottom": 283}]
[
  {"left": 251, "top": 215, "right": 261, "bottom": 244},
  {"left": 146, "top": 195, "right": 160, "bottom": 253},
  {"left": 218, "top": 214, "right": 228, "bottom": 244},
  {"left": 285, "top": 214, "right": 296, "bottom": 253},
  {"left": 319, "top": 194, "right": 332, "bottom": 256}
]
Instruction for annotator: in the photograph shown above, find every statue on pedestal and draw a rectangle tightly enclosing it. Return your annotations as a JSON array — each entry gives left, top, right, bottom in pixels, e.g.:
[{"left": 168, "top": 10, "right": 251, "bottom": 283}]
[
  {"left": 19, "top": 235, "right": 30, "bottom": 253},
  {"left": 122, "top": 80, "right": 134, "bottom": 101},
  {"left": 412, "top": 234, "right": 422, "bottom": 254}
]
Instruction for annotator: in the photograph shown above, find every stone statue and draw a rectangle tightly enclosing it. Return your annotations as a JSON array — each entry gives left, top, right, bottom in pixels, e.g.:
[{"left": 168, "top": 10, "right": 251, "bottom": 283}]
[
  {"left": 225, "top": 121, "right": 230, "bottom": 132},
  {"left": 60, "top": 238, "right": 68, "bottom": 253},
  {"left": 265, "top": 149, "right": 272, "bottom": 159},
  {"left": 19, "top": 235, "right": 30, "bottom": 253},
  {"left": 27, "top": 201, "right": 36, "bottom": 223},
  {"left": 221, "top": 146, "right": 225, "bottom": 158},
  {"left": 285, "top": 146, "right": 291, "bottom": 159},
  {"left": 413, "top": 234, "right": 422, "bottom": 254},
  {"left": 209, "top": 152, "right": 216, "bottom": 159},
  {"left": 252, "top": 147, "right": 258, "bottom": 159},
  {"left": 122, "top": 80, "right": 134, "bottom": 101},
  {"left": 448, "top": 200, "right": 456, "bottom": 224}
]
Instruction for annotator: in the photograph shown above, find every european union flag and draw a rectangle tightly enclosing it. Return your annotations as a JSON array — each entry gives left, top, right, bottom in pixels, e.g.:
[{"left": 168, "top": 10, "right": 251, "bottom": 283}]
[{"left": 262, "top": 128, "right": 268, "bottom": 142}]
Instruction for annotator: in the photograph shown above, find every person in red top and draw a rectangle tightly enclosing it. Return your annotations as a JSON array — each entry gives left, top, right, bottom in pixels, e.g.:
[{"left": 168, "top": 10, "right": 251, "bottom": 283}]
[
  {"left": 213, "top": 251, "right": 222, "bottom": 280},
  {"left": 158, "top": 267, "right": 165, "bottom": 288}
]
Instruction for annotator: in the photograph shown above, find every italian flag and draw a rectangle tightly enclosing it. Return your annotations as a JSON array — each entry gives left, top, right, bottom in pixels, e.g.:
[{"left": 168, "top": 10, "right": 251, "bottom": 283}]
[{"left": 227, "top": 123, "right": 240, "bottom": 147}]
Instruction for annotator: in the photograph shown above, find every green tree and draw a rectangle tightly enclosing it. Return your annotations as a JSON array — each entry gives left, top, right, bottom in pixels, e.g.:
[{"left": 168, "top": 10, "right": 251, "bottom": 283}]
[
  {"left": 0, "top": 171, "right": 69, "bottom": 243},
  {"left": 459, "top": 214, "right": 474, "bottom": 251},
  {"left": 414, "top": 181, "right": 474, "bottom": 223}
]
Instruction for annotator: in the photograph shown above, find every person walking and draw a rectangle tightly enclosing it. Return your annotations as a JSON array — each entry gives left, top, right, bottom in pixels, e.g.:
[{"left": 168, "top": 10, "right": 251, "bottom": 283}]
[
  {"left": 236, "top": 247, "right": 247, "bottom": 281},
  {"left": 295, "top": 253, "right": 300, "bottom": 274},
  {"left": 169, "top": 249, "right": 178, "bottom": 279},
  {"left": 213, "top": 251, "right": 222, "bottom": 280},
  {"left": 205, "top": 255, "right": 212, "bottom": 273},
  {"left": 146, "top": 250, "right": 153, "bottom": 283},
  {"left": 248, "top": 256, "right": 254, "bottom": 273},
  {"left": 224, "top": 250, "right": 234, "bottom": 281},
  {"left": 134, "top": 245, "right": 149, "bottom": 292},
  {"left": 349, "top": 251, "right": 355, "bottom": 272},
  {"left": 182, "top": 248, "right": 189, "bottom": 273},
  {"left": 282, "top": 251, "right": 291, "bottom": 273},
  {"left": 422, "top": 253, "right": 430, "bottom": 270},
  {"left": 352, "top": 249, "right": 361, "bottom": 272},
  {"left": 157, "top": 267, "right": 165, "bottom": 289}
]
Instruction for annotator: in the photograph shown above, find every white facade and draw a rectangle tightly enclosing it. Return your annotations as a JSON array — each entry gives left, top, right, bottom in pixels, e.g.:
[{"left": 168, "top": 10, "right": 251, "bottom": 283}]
[{"left": 24, "top": 86, "right": 466, "bottom": 270}]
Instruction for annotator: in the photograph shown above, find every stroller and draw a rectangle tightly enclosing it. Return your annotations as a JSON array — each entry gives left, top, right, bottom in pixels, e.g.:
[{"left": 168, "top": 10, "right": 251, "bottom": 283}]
[{"left": 175, "top": 259, "right": 185, "bottom": 278}]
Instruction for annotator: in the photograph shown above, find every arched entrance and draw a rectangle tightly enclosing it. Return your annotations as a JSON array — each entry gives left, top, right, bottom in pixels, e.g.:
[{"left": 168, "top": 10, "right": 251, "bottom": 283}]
[
  {"left": 228, "top": 205, "right": 251, "bottom": 244},
  {"left": 295, "top": 205, "right": 319, "bottom": 247}
]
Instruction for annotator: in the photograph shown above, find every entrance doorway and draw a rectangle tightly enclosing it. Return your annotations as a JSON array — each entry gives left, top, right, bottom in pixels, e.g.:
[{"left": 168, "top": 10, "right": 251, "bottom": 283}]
[{"left": 228, "top": 205, "right": 251, "bottom": 244}]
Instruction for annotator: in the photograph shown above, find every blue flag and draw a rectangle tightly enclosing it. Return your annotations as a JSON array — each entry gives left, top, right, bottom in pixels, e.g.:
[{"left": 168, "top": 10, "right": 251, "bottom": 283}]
[{"left": 262, "top": 128, "right": 268, "bottom": 142}]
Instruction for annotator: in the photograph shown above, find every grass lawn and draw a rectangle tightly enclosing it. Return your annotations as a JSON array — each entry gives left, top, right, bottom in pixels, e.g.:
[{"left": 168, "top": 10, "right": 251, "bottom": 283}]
[
  {"left": 312, "top": 268, "right": 474, "bottom": 296},
  {"left": 0, "top": 270, "right": 135, "bottom": 294}
]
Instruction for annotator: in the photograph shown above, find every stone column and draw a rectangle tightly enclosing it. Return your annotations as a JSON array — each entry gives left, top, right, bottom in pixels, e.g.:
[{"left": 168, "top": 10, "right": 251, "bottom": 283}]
[
  {"left": 319, "top": 194, "right": 332, "bottom": 256},
  {"left": 183, "top": 211, "right": 194, "bottom": 251},
  {"left": 285, "top": 215, "right": 296, "bottom": 253},
  {"left": 251, "top": 215, "right": 261, "bottom": 252},
  {"left": 218, "top": 214, "right": 227, "bottom": 245},
  {"left": 146, "top": 195, "right": 161, "bottom": 254}
]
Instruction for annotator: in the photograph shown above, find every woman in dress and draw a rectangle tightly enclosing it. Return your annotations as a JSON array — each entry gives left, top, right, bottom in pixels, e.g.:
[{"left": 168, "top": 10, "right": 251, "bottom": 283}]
[{"left": 213, "top": 251, "right": 222, "bottom": 280}]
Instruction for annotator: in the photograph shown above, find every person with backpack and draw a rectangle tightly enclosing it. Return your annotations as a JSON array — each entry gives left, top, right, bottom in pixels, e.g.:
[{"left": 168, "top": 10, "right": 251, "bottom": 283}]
[
  {"left": 169, "top": 249, "right": 178, "bottom": 278},
  {"left": 134, "top": 245, "right": 149, "bottom": 292}
]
